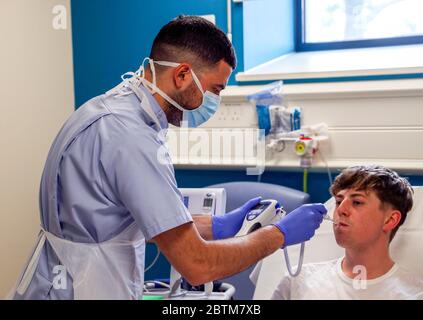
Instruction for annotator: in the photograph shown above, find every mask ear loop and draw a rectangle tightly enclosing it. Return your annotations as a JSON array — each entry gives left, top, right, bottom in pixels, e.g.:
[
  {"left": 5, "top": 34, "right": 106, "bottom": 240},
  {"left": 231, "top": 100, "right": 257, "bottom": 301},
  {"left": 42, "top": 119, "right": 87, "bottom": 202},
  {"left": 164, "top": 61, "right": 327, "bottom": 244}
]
[
  {"left": 155, "top": 61, "right": 205, "bottom": 112},
  {"left": 138, "top": 57, "right": 150, "bottom": 79},
  {"left": 135, "top": 57, "right": 155, "bottom": 95},
  {"left": 149, "top": 59, "right": 157, "bottom": 94},
  {"left": 190, "top": 70, "right": 205, "bottom": 95},
  {"left": 138, "top": 76, "right": 186, "bottom": 114},
  {"left": 139, "top": 60, "right": 195, "bottom": 125},
  {"left": 154, "top": 61, "right": 180, "bottom": 67},
  {"left": 119, "top": 57, "right": 150, "bottom": 86},
  {"left": 155, "top": 60, "right": 204, "bottom": 95}
]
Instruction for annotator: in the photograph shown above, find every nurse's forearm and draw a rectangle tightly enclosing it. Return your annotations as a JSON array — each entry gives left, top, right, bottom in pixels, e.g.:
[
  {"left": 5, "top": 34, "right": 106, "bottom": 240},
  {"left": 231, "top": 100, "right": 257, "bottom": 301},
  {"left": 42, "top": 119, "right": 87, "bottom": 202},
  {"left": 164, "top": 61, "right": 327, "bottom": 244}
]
[
  {"left": 195, "top": 226, "right": 284, "bottom": 284},
  {"left": 192, "top": 215, "right": 213, "bottom": 240},
  {"left": 154, "top": 222, "right": 284, "bottom": 286}
]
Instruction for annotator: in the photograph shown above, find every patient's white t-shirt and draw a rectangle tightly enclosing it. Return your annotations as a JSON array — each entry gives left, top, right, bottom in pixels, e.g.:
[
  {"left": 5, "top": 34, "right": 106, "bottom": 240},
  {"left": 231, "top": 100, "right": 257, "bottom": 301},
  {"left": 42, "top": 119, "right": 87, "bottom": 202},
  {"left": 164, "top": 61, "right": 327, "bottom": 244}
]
[{"left": 271, "top": 258, "right": 423, "bottom": 300}]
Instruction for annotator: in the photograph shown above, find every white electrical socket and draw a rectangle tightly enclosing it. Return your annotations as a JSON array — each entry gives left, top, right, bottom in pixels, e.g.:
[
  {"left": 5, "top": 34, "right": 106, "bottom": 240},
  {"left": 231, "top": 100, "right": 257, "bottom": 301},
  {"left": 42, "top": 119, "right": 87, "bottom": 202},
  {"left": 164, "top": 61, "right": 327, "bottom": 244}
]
[{"left": 204, "top": 103, "right": 258, "bottom": 128}]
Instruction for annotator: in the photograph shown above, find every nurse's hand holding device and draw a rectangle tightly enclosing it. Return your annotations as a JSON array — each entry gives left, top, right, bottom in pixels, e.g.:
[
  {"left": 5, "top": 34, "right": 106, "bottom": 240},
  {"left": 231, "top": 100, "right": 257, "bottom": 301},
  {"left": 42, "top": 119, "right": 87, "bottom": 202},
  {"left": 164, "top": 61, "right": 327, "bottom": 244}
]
[
  {"left": 236, "top": 199, "right": 326, "bottom": 277},
  {"left": 235, "top": 200, "right": 284, "bottom": 237},
  {"left": 212, "top": 197, "right": 263, "bottom": 240},
  {"left": 236, "top": 200, "right": 326, "bottom": 245}
]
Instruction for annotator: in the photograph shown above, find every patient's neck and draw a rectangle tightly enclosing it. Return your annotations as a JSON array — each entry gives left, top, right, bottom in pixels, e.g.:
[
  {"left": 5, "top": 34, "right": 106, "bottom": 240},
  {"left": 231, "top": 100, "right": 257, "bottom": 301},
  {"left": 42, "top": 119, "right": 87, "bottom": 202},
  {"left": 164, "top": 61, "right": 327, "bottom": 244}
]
[{"left": 342, "top": 242, "right": 394, "bottom": 280}]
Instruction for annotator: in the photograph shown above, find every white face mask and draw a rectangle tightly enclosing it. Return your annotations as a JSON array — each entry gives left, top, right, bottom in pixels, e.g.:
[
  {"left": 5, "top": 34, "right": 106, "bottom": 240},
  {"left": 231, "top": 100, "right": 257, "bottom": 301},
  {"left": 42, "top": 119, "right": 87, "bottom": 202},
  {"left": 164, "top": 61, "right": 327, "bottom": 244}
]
[{"left": 138, "top": 58, "right": 222, "bottom": 128}]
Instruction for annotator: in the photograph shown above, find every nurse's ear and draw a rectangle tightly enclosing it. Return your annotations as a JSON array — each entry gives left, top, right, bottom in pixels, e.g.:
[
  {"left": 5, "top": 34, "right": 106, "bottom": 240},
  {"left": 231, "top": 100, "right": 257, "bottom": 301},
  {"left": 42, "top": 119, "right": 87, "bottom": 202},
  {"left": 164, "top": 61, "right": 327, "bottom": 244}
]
[{"left": 173, "top": 63, "right": 193, "bottom": 90}]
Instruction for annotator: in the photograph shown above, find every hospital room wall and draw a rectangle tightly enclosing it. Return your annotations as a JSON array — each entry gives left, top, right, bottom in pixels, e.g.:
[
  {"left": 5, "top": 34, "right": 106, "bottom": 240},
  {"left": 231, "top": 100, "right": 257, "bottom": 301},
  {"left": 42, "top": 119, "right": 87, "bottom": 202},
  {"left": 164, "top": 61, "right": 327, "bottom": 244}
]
[
  {"left": 70, "top": 0, "right": 293, "bottom": 107},
  {"left": 0, "top": 0, "right": 74, "bottom": 298},
  {"left": 70, "top": 0, "right": 244, "bottom": 108}
]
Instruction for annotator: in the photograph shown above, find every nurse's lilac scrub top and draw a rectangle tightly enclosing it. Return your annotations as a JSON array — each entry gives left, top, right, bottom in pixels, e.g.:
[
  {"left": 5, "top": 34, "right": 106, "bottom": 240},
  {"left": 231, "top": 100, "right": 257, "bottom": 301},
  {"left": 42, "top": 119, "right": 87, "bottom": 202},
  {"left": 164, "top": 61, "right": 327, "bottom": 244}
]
[{"left": 14, "top": 85, "right": 192, "bottom": 299}]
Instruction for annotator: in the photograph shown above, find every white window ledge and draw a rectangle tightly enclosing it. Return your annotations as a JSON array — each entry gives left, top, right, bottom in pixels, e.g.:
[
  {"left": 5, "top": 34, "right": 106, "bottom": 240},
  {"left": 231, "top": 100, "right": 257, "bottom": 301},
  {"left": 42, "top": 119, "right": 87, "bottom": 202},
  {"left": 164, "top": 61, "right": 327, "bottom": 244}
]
[
  {"left": 236, "top": 44, "right": 423, "bottom": 82},
  {"left": 221, "top": 78, "right": 423, "bottom": 102}
]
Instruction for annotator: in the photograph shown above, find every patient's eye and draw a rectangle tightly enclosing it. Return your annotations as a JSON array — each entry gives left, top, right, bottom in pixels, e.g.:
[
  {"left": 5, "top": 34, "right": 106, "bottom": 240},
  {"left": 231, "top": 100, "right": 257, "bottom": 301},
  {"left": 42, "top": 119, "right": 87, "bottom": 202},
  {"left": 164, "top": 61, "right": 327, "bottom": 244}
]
[{"left": 353, "top": 201, "right": 363, "bottom": 206}]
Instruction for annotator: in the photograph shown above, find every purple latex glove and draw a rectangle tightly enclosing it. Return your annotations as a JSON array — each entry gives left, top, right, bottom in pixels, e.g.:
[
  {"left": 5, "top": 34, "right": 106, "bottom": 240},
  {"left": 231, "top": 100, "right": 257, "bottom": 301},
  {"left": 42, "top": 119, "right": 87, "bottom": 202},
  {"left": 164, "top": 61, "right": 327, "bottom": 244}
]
[
  {"left": 273, "top": 203, "right": 326, "bottom": 247},
  {"left": 212, "top": 197, "right": 262, "bottom": 240}
]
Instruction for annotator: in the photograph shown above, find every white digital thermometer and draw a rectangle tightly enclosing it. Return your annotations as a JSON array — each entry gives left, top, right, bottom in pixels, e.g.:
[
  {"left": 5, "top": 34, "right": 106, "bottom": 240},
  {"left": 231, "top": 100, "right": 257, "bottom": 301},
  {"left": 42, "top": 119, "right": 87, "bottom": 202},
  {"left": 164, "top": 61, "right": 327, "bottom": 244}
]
[
  {"left": 236, "top": 199, "right": 285, "bottom": 237},
  {"left": 236, "top": 199, "right": 307, "bottom": 277}
]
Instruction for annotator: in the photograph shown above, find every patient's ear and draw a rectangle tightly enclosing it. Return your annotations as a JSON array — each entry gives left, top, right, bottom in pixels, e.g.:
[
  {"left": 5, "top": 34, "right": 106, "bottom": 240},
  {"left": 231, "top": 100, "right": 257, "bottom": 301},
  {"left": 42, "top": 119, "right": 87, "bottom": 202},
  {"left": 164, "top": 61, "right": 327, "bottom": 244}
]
[{"left": 383, "top": 210, "right": 402, "bottom": 233}]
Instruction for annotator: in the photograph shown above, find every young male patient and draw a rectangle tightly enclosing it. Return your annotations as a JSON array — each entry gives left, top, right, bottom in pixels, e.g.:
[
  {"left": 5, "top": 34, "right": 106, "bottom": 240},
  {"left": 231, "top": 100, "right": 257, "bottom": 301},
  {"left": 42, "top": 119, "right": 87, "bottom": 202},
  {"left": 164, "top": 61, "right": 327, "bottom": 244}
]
[{"left": 271, "top": 165, "right": 423, "bottom": 300}]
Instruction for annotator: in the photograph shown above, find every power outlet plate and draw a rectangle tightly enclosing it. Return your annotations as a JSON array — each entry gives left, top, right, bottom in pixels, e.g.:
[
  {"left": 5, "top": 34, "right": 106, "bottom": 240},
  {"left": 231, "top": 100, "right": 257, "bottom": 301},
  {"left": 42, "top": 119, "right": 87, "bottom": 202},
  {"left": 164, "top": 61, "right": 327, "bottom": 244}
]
[{"left": 204, "top": 102, "right": 257, "bottom": 128}]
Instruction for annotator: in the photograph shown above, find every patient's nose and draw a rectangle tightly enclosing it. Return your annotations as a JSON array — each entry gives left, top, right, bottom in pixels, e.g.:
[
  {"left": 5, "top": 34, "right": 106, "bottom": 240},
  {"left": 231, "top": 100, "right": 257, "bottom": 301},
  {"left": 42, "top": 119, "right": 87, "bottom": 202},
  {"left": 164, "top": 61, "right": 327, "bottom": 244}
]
[{"left": 336, "top": 199, "right": 351, "bottom": 217}]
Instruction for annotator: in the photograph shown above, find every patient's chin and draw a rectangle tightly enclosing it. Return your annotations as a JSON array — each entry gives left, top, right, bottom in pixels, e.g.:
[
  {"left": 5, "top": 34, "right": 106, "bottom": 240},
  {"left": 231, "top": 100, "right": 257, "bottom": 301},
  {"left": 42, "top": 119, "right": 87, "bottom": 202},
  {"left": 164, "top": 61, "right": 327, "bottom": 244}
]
[{"left": 335, "top": 234, "right": 352, "bottom": 248}]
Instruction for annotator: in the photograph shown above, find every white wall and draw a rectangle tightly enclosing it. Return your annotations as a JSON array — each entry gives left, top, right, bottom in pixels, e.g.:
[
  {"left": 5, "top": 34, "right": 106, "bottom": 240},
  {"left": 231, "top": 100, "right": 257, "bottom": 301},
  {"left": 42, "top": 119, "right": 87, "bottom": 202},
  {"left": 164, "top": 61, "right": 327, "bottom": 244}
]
[
  {"left": 169, "top": 79, "right": 423, "bottom": 174},
  {"left": 0, "top": 0, "right": 74, "bottom": 298}
]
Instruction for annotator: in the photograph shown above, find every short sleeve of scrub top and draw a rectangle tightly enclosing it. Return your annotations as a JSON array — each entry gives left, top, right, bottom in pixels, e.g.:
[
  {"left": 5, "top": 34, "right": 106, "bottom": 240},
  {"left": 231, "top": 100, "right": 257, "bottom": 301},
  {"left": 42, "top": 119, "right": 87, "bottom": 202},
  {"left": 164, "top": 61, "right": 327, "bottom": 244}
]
[{"left": 100, "top": 126, "right": 192, "bottom": 240}]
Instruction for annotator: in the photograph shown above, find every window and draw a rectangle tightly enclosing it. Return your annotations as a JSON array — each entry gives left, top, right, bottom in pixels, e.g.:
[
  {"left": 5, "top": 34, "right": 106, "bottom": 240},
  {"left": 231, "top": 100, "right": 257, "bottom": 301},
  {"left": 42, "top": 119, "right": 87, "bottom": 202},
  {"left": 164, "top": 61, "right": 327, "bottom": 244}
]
[{"left": 297, "top": 0, "right": 423, "bottom": 51}]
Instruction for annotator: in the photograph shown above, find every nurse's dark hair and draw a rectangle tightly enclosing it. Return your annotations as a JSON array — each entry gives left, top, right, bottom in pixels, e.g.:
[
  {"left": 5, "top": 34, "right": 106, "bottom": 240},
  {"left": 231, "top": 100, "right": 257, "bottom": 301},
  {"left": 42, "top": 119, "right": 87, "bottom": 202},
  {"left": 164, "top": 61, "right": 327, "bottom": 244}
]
[
  {"left": 150, "top": 15, "right": 236, "bottom": 71},
  {"left": 330, "top": 165, "right": 414, "bottom": 242}
]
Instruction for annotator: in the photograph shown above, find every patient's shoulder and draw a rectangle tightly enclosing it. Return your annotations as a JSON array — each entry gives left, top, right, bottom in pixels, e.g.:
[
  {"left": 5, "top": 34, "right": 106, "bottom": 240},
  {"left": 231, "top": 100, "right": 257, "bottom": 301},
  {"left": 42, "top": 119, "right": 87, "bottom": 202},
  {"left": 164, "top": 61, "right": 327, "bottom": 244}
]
[
  {"left": 396, "top": 265, "right": 423, "bottom": 286},
  {"left": 387, "top": 265, "right": 423, "bottom": 299}
]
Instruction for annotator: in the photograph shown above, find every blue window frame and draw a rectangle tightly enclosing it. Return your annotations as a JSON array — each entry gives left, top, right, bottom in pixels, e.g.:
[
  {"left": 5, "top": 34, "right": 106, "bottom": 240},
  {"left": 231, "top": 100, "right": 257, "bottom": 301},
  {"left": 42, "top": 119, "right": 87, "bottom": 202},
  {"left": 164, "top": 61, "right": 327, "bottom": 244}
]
[{"left": 295, "top": 0, "right": 423, "bottom": 52}]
